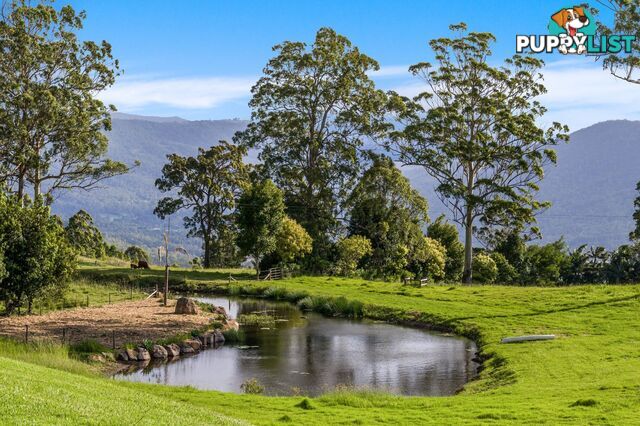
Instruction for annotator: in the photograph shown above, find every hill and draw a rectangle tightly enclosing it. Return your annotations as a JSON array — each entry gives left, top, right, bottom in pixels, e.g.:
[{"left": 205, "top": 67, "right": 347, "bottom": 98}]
[{"left": 50, "top": 115, "right": 640, "bottom": 260}]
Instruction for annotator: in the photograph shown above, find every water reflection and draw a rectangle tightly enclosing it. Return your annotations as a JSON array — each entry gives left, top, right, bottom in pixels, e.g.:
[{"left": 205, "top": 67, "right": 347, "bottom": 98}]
[{"left": 113, "top": 296, "right": 479, "bottom": 396}]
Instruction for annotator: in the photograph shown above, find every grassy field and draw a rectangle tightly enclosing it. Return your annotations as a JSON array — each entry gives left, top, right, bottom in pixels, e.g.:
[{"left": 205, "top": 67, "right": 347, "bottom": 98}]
[{"left": 1, "top": 266, "right": 639, "bottom": 424}]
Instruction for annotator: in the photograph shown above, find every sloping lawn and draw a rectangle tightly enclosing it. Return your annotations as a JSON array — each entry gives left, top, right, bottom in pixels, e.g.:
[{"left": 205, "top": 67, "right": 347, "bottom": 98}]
[{"left": 1, "top": 269, "right": 639, "bottom": 424}]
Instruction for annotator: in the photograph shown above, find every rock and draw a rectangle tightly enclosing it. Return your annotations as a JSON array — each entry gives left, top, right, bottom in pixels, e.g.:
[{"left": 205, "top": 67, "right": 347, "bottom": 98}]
[
  {"left": 164, "top": 344, "right": 181, "bottom": 357},
  {"left": 101, "top": 352, "right": 115, "bottom": 362},
  {"left": 213, "top": 330, "right": 225, "bottom": 343},
  {"left": 137, "top": 347, "right": 151, "bottom": 361},
  {"left": 175, "top": 297, "right": 200, "bottom": 315},
  {"left": 125, "top": 348, "right": 138, "bottom": 360},
  {"left": 180, "top": 345, "right": 195, "bottom": 355},
  {"left": 183, "top": 339, "right": 202, "bottom": 351},
  {"left": 214, "top": 306, "right": 227, "bottom": 316},
  {"left": 87, "top": 353, "right": 105, "bottom": 363},
  {"left": 225, "top": 319, "right": 239, "bottom": 331},
  {"left": 151, "top": 344, "right": 168, "bottom": 359},
  {"left": 116, "top": 350, "right": 129, "bottom": 362}
]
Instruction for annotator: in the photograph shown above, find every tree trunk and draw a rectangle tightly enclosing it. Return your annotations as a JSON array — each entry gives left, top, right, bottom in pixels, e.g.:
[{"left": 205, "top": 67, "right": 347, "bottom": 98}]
[
  {"left": 462, "top": 208, "right": 473, "bottom": 284},
  {"left": 203, "top": 236, "right": 211, "bottom": 269}
]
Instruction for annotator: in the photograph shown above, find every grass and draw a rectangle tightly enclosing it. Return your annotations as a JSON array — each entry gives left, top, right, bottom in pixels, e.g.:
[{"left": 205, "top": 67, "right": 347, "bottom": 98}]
[{"left": 1, "top": 266, "right": 640, "bottom": 424}]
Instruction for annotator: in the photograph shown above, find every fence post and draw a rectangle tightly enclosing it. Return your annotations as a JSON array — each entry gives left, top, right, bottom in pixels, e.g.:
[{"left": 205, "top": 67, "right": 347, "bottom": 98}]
[
  {"left": 112, "top": 330, "right": 116, "bottom": 349},
  {"left": 108, "top": 293, "right": 111, "bottom": 304},
  {"left": 24, "top": 325, "right": 28, "bottom": 344},
  {"left": 130, "top": 285, "right": 133, "bottom": 300},
  {"left": 62, "top": 328, "right": 66, "bottom": 344},
  {"left": 86, "top": 295, "right": 89, "bottom": 307}
]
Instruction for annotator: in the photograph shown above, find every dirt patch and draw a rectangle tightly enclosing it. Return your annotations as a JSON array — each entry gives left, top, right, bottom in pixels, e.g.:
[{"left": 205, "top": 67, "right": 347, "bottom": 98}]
[{"left": 0, "top": 299, "right": 213, "bottom": 347}]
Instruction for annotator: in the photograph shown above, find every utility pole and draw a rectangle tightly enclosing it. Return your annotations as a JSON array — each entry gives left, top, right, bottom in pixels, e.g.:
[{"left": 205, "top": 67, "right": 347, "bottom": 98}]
[{"left": 163, "top": 216, "right": 170, "bottom": 307}]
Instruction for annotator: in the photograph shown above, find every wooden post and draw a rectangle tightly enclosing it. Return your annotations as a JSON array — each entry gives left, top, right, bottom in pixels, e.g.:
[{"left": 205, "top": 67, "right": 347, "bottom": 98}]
[
  {"left": 112, "top": 330, "right": 116, "bottom": 349},
  {"left": 62, "top": 328, "right": 66, "bottom": 344},
  {"left": 24, "top": 325, "right": 28, "bottom": 344},
  {"left": 86, "top": 295, "right": 89, "bottom": 307},
  {"left": 130, "top": 285, "right": 133, "bottom": 300}
]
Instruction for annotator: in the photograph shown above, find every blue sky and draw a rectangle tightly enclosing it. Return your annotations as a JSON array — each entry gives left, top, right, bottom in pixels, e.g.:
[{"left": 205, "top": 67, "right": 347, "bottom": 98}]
[{"left": 67, "top": 0, "right": 640, "bottom": 130}]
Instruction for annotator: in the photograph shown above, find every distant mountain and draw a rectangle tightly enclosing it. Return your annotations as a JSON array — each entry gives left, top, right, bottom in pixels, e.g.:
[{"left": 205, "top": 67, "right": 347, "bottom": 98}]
[
  {"left": 50, "top": 115, "right": 640, "bottom": 261},
  {"left": 51, "top": 114, "right": 250, "bottom": 258}
]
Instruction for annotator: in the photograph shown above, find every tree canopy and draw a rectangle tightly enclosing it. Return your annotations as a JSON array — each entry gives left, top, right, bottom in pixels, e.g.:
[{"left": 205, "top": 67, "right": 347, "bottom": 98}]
[
  {"left": 154, "top": 141, "right": 249, "bottom": 268},
  {"left": 235, "top": 27, "right": 390, "bottom": 267},
  {"left": 65, "top": 209, "right": 105, "bottom": 258},
  {"left": 0, "top": 0, "right": 128, "bottom": 201}
]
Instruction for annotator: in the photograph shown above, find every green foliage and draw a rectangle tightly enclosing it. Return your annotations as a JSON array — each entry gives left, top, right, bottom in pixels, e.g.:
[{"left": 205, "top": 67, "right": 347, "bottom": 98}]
[
  {"left": 489, "top": 252, "right": 518, "bottom": 284},
  {"left": 237, "top": 314, "right": 276, "bottom": 328},
  {"left": 124, "top": 246, "right": 149, "bottom": 263},
  {"left": 65, "top": 210, "right": 106, "bottom": 259},
  {"left": 0, "top": 194, "right": 76, "bottom": 314},
  {"left": 240, "top": 378, "right": 265, "bottom": 395},
  {"left": 347, "top": 156, "right": 429, "bottom": 278},
  {"left": 294, "top": 398, "right": 315, "bottom": 410},
  {"left": 154, "top": 141, "right": 249, "bottom": 268},
  {"left": 335, "top": 235, "right": 373, "bottom": 276},
  {"left": 389, "top": 23, "right": 569, "bottom": 283},
  {"left": 70, "top": 339, "right": 108, "bottom": 354},
  {"left": 221, "top": 328, "right": 245, "bottom": 343},
  {"left": 519, "top": 240, "right": 569, "bottom": 285},
  {"left": 236, "top": 180, "right": 286, "bottom": 274},
  {"left": 0, "top": 1, "right": 128, "bottom": 199},
  {"left": 409, "top": 237, "right": 446, "bottom": 282},
  {"left": 630, "top": 181, "right": 640, "bottom": 240},
  {"left": 473, "top": 253, "right": 498, "bottom": 284},
  {"left": 235, "top": 28, "right": 390, "bottom": 266},
  {"left": 427, "top": 216, "right": 464, "bottom": 281},
  {"left": 274, "top": 216, "right": 312, "bottom": 264}
]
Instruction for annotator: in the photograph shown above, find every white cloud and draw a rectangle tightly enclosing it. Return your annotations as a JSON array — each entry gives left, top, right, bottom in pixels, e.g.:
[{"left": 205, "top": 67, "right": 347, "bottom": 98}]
[
  {"left": 368, "top": 65, "right": 411, "bottom": 78},
  {"left": 540, "top": 59, "right": 640, "bottom": 130},
  {"left": 100, "top": 75, "right": 255, "bottom": 111}
]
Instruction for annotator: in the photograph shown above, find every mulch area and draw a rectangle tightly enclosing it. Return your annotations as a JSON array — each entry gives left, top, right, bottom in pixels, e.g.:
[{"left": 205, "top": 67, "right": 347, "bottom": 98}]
[{"left": 0, "top": 298, "right": 214, "bottom": 348}]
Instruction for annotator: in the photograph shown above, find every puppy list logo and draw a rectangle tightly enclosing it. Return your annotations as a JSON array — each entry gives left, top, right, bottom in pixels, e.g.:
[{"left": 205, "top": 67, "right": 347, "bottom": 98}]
[{"left": 516, "top": 4, "right": 635, "bottom": 55}]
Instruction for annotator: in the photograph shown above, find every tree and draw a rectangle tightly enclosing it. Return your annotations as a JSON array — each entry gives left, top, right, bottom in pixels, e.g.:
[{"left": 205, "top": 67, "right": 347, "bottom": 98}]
[
  {"left": 0, "top": 0, "right": 128, "bottom": 201},
  {"left": 335, "top": 235, "right": 372, "bottom": 276},
  {"left": 347, "top": 156, "right": 429, "bottom": 278},
  {"left": 274, "top": 216, "right": 313, "bottom": 264},
  {"left": 234, "top": 27, "right": 390, "bottom": 264},
  {"left": 427, "top": 215, "right": 464, "bottom": 281},
  {"left": 0, "top": 194, "right": 76, "bottom": 314},
  {"left": 389, "top": 23, "right": 569, "bottom": 283},
  {"left": 593, "top": 0, "right": 640, "bottom": 84},
  {"left": 65, "top": 210, "right": 105, "bottom": 258},
  {"left": 124, "top": 246, "right": 149, "bottom": 263},
  {"left": 409, "top": 236, "right": 446, "bottom": 282},
  {"left": 489, "top": 252, "right": 518, "bottom": 284},
  {"left": 630, "top": 181, "right": 640, "bottom": 240},
  {"left": 154, "top": 142, "right": 248, "bottom": 268},
  {"left": 519, "top": 240, "right": 568, "bottom": 285},
  {"left": 236, "top": 180, "right": 286, "bottom": 276}
]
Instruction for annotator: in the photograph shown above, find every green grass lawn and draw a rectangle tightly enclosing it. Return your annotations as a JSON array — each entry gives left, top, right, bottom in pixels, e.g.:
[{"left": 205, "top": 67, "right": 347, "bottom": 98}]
[{"left": 1, "top": 267, "right": 639, "bottom": 425}]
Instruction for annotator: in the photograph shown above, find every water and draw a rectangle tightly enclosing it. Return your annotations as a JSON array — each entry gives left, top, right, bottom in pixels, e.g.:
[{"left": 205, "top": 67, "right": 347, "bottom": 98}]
[{"left": 113, "top": 296, "right": 479, "bottom": 396}]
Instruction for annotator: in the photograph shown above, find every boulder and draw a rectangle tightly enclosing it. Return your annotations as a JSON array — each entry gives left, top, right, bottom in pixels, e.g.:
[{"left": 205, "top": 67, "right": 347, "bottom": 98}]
[
  {"left": 125, "top": 348, "right": 138, "bottom": 360},
  {"left": 225, "top": 319, "right": 239, "bottom": 331},
  {"left": 180, "top": 345, "right": 195, "bottom": 355},
  {"left": 183, "top": 339, "right": 202, "bottom": 351},
  {"left": 151, "top": 344, "right": 168, "bottom": 359},
  {"left": 164, "top": 344, "right": 181, "bottom": 357},
  {"left": 213, "top": 330, "right": 225, "bottom": 343},
  {"left": 137, "top": 347, "right": 151, "bottom": 361},
  {"left": 116, "top": 350, "right": 129, "bottom": 362},
  {"left": 175, "top": 297, "right": 200, "bottom": 315},
  {"left": 214, "top": 306, "right": 227, "bottom": 317}
]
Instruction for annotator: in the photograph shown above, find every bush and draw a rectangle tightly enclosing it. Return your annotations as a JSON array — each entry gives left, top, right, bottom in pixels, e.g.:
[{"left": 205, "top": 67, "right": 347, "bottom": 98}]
[
  {"left": 427, "top": 215, "right": 464, "bottom": 281},
  {"left": 335, "top": 235, "right": 372, "bottom": 276},
  {"left": 490, "top": 252, "right": 518, "bottom": 284},
  {"left": 473, "top": 253, "right": 498, "bottom": 284},
  {"left": 241, "top": 378, "right": 265, "bottom": 394},
  {"left": 70, "top": 339, "right": 108, "bottom": 354},
  {"left": 409, "top": 237, "right": 446, "bottom": 282}
]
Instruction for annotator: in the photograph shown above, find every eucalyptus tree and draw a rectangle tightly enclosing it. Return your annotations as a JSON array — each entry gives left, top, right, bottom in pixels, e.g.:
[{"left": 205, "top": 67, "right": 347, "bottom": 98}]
[
  {"left": 154, "top": 142, "right": 249, "bottom": 268},
  {"left": 0, "top": 0, "right": 127, "bottom": 202},
  {"left": 234, "top": 27, "right": 390, "bottom": 265},
  {"left": 388, "top": 24, "right": 569, "bottom": 283}
]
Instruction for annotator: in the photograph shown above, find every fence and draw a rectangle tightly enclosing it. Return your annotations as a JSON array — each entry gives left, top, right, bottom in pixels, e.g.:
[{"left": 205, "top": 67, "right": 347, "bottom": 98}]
[{"left": 258, "top": 267, "right": 285, "bottom": 281}]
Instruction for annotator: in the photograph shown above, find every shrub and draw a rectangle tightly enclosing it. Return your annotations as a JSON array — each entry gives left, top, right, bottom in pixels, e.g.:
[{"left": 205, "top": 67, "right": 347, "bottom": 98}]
[
  {"left": 221, "top": 328, "right": 245, "bottom": 343},
  {"left": 427, "top": 215, "right": 464, "bottom": 281},
  {"left": 490, "top": 252, "right": 518, "bottom": 284},
  {"left": 70, "top": 339, "right": 108, "bottom": 354},
  {"left": 473, "top": 253, "right": 498, "bottom": 284},
  {"left": 409, "top": 237, "right": 446, "bottom": 282},
  {"left": 241, "top": 378, "right": 265, "bottom": 394},
  {"left": 335, "top": 235, "right": 373, "bottom": 276}
]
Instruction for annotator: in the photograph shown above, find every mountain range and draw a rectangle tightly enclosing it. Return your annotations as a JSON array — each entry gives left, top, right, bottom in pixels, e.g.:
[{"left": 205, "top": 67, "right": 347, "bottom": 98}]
[{"left": 50, "top": 114, "right": 640, "bottom": 261}]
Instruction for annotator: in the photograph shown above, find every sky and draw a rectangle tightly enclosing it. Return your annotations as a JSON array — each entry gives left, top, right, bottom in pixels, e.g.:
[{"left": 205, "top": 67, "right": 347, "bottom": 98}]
[{"left": 66, "top": 0, "right": 640, "bottom": 131}]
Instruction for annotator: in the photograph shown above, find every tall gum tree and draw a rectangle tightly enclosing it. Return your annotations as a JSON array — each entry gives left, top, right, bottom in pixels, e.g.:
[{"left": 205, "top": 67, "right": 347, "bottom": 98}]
[
  {"left": 388, "top": 23, "right": 569, "bottom": 283},
  {"left": 0, "top": 0, "right": 127, "bottom": 202},
  {"left": 234, "top": 27, "right": 390, "bottom": 266}
]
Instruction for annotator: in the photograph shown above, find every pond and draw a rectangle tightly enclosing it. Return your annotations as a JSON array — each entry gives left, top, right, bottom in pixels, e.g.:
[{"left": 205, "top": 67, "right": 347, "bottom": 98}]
[{"left": 113, "top": 296, "right": 479, "bottom": 396}]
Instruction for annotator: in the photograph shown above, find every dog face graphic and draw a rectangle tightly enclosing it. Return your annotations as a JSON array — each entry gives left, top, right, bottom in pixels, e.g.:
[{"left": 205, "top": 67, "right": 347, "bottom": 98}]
[{"left": 551, "top": 6, "right": 589, "bottom": 37}]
